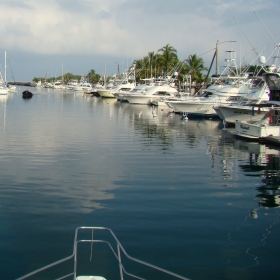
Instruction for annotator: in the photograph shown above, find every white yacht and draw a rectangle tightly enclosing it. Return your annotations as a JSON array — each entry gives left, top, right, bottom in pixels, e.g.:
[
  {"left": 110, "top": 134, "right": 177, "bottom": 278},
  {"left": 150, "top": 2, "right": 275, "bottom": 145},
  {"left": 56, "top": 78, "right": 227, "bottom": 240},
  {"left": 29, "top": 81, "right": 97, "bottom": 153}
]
[
  {"left": 232, "top": 107, "right": 280, "bottom": 139},
  {"left": 213, "top": 53, "right": 280, "bottom": 123},
  {"left": 214, "top": 80, "right": 270, "bottom": 124},
  {"left": 66, "top": 79, "right": 79, "bottom": 90},
  {"left": 91, "top": 83, "right": 105, "bottom": 95},
  {"left": 52, "top": 81, "right": 66, "bottom": 90},
  {"left": 72, "top": 81, "right": 94, "bottom": 93},
  {"left": 98, "top": 65, "right": 136, "bottom": 98},
  {"left": 166, "top": 77, "right": 253, "bottom": 118},
  {"left": 125, "top": 80, "right": 178, "bottom": 105},
  {"left": 114, "top": 78, "right": 155, "bottom": 102},
  {"left": 231, "top": 72, "right": 280, "bottom": 140},
  {"left": 98, "top": 80, "right": 134, "bottom": 98},
  {"left": 166, "top": 50, "right": 256, "bottom": 117}
]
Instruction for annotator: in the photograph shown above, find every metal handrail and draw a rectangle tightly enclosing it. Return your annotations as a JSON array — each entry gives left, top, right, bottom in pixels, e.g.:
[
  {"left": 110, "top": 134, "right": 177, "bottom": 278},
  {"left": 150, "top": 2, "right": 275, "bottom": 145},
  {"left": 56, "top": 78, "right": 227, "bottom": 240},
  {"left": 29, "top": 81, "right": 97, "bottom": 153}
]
[{"left": 16, "top": 226, "right": 190, "bottom": 280}]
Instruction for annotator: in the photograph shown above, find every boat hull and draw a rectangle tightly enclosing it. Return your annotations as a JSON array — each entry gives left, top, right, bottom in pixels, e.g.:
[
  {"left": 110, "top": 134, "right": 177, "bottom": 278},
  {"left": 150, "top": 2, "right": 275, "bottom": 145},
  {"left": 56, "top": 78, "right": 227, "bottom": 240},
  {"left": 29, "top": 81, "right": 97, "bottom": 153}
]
[
  {"left": 214, "top": 105, "right": 267, "bottom": 124},
  {"left": 169, "top": 101, "right": 218, "bottom": 117},
  {"left": 125, "top": 95, "right": 152, "bottom": 104},
  {"left": 233, "top": 121, "right": 280, "bottom": 139},
  {"left": 0, "top": 88, "right": 8, "bottom": 95},
  {"left": 98, "top": 90, "right": 115, "bottom": 98}
]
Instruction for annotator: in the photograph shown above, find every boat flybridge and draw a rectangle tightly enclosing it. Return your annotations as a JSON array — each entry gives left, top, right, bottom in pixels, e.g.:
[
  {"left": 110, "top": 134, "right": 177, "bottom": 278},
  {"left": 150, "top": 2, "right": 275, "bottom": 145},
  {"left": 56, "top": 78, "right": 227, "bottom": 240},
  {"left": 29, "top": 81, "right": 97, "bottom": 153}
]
[
  {"left": 166, "top": 50, "right": 257, "bottom": 117},
  {"left": 98, "top": 65, "right": 137, "bottom": 98},
  {"left": 16, "top": 227, "right": 189, "bottom": 280},
  {"left": 214, "top": 51, "right": 280, "bottom": 124}
]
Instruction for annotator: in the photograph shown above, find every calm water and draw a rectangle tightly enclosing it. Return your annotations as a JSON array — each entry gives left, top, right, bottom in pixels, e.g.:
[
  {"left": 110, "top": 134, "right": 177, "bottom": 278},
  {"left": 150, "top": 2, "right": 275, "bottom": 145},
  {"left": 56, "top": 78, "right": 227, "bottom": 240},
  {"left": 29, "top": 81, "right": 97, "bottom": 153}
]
[{"left": 0, "top": 87, "right": 279, "bottom": 280}]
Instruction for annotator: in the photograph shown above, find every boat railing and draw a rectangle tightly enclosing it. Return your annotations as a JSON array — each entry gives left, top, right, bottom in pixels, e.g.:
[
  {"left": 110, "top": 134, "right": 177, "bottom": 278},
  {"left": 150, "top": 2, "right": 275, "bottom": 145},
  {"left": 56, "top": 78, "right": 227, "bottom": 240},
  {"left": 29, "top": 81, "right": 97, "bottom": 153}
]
[{"left": 16, "top": 226, "right": 190, "bottom": 280}]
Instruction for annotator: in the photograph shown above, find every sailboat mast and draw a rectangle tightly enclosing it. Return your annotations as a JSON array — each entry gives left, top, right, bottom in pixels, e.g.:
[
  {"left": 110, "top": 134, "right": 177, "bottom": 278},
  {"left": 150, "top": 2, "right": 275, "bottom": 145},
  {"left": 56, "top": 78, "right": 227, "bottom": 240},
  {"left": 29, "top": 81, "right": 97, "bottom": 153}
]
[
  {"left": 62, "top": 62, "right": 64, "bottom": 83},
  {"left": 4, "top": 51, "right": 7, "bottom": 85}
]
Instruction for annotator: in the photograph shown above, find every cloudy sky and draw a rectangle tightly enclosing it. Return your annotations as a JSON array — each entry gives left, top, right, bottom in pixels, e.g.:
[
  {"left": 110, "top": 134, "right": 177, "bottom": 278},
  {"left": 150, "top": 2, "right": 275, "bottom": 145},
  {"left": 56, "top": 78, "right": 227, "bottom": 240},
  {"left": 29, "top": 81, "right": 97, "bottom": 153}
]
[{"left": 0, "top": 0, "right": 279, "bottom": 81}]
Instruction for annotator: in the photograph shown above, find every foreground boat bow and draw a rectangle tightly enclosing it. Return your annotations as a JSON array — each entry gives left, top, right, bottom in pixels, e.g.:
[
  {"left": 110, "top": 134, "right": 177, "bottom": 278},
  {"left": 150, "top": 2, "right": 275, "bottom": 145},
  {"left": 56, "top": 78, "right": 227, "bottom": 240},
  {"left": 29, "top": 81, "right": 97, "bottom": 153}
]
[{"left": 16, "top": 227, "right": 190, "bottom": 280}]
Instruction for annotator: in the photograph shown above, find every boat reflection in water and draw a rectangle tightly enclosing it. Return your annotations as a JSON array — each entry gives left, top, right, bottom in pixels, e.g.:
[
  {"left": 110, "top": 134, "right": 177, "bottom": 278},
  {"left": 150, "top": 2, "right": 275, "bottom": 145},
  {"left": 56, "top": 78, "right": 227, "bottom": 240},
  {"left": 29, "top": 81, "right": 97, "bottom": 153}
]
[
  {"left": 211, "top": 135, "right": 280, "bottom": 269},
  {"left": 0, "top": 94, "right": 9, "bottom": 133},
  {"left": 231, "top": 140, "right": 280, "bottom": 209}
]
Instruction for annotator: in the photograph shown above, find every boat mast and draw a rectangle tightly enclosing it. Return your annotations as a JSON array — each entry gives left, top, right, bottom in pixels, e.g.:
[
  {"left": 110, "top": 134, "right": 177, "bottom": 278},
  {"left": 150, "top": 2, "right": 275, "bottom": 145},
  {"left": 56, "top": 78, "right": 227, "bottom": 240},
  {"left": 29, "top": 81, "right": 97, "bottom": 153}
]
[
  {"left": 4, "top": 51, "right": 7, "bottom": 85},
  {"left": 62, "top": 62, "right": 64, "bottom": 83}
]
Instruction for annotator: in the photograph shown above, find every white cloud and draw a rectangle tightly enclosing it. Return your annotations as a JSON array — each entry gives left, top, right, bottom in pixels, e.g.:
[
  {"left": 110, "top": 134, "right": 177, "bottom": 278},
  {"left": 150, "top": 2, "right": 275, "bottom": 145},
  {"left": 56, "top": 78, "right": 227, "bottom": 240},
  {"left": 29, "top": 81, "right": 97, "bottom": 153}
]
[{"left": 0, "top": 0, "right": 279, "bottom": 80}]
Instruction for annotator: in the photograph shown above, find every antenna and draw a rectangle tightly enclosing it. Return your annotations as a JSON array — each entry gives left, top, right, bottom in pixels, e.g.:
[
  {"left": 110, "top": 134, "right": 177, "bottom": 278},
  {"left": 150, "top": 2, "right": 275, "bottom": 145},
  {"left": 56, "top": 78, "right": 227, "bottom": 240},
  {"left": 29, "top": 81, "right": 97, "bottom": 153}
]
[
  {"left": 233, "top": 16, "right": 258, "bottom": 56},
  {"left": 254, "top": 10, "right": 277, "bottom": 45}
]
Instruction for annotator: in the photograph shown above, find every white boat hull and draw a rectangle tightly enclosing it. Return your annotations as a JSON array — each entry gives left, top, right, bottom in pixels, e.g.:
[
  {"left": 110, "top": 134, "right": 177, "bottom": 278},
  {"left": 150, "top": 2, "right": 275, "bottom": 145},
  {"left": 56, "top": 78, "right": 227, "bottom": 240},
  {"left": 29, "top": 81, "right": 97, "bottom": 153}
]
[
  {"left": 169, "top": 101, "right": 217, "bottom": 117},
  {"left": 233, "top": 121, "right": 280, "bottom": 139},
  {"left": 214, "top": 105, "right": 268, "bottom": 124},
  {"left": 98, "top": 89, "right": 115, "bottom": 98},
  {"left": 0, "top": 88, "right": 8, "bottom": 95},
  {"left": 125, "top": 95, "right": 152, "bottom": 104}
]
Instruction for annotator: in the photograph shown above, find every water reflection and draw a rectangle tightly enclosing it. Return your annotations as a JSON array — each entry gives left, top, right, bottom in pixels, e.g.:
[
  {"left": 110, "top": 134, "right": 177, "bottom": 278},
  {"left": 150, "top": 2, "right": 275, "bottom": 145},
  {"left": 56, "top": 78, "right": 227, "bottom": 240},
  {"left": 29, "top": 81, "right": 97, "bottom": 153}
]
[
  {"left": 0, "top": 95, "right": 7, "bottom": 133},
  {"left": 235, "top": 141, "right": 280, "bottom": 209},
  {"left": 111, "top": 100, "right": 222, "bottom": 149},
  {"left": 1, "top": 90, "right": 280, "bottom": 279}
]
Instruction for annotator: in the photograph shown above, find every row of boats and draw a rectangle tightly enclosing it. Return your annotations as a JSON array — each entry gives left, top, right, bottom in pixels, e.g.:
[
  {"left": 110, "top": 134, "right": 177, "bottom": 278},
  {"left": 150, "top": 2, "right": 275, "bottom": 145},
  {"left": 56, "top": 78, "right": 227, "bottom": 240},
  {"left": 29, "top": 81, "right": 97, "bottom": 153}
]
[
  {"left": 88, "top": 54, "right": 280, "bottom": 141},
  {"left": 3, "top": 49, "right": 280, "bottom": 141}
]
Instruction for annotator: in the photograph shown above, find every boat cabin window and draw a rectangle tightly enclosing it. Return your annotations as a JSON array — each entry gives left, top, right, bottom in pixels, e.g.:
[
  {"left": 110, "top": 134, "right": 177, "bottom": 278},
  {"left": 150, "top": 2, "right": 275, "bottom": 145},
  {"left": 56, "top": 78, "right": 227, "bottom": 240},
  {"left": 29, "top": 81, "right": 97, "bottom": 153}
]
[
  {"left": 154, "top": 91, "right": 171, "bottom": 96},
  {"left": 120, "top": 88, "right": 131, "bottom": 91},
  {"left": 227, "top": 96, "right": 241, "bottom": 102},
  {"left": 201, "top": 91, "right": 213, "bottom": 97}
]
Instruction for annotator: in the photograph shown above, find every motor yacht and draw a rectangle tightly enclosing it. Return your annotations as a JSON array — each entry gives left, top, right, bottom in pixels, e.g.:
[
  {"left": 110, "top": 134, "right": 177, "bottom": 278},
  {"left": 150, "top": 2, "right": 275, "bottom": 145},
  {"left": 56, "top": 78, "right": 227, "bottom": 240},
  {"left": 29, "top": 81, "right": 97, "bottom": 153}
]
[
  {"left": 166, "top": 78, "right": 253, "bottom": 118},
  {"left": 98, "top": 65, "right": 136, "bottom": 98},
  {"left": 73, "top": 81, "right": 94, "bottom": 93},
  {"left": 231, "top": 72, "right": 280, "bottom": 139},
  {"left": 114, "top": 78, "right": 155, "bottom": 102},
  {"left": 66, "top": 79, "right": 79, "bottom": 90},
  {"left": 125, "top": 80, "right": 178, "bottom": 105},
  {"left": 214, "top": 80, "right": 270, "bottom": 124}
]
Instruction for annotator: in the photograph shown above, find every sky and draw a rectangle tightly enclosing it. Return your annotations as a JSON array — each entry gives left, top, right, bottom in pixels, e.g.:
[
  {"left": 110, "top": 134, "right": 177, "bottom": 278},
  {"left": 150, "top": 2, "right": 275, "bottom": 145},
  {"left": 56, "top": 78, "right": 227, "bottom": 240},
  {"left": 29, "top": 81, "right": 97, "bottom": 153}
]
[{"left": 0, "top": 0, "right": 279, "bottom": 82}]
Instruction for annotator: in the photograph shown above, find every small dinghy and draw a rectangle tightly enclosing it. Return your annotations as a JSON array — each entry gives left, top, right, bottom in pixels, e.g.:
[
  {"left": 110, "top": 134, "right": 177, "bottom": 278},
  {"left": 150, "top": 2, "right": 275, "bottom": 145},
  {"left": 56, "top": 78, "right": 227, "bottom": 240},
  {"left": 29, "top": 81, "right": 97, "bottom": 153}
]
[{"left": 22, "top": 90, "right": 33, "bottom": 99}]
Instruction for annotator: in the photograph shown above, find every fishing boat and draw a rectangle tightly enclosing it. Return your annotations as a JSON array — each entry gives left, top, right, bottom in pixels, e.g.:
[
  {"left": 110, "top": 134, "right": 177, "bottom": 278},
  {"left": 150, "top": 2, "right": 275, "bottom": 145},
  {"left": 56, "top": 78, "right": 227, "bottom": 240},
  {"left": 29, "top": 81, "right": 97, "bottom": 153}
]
[
  {"left": 214, "top": 50, "right": 280, "bottom": 124},
  {"left": 98, "top": 65, "right": 136, "bottom": 98},
  {"left": 213, "top": 80, "right": 270, "bottom": 124},
  {"left": 231, "top": 72, "right": 280, "bottom": 139},
  {"left": 231, "top": 107, "right": 280, "bottom": 139},
  {"left": 166, "top": 51, "right": 253, "bottom": 117},
  {"left": 16, "top": 227, "right": 189, "bottom": 280}
]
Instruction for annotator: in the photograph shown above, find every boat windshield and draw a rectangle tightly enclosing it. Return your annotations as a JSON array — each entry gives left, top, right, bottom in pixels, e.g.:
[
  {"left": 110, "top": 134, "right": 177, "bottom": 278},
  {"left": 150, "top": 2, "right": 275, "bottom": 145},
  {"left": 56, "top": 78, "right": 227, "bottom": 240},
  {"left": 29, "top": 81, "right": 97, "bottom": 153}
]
[{"left": 201, "top": 91, "right": 213, "bottom": 97}]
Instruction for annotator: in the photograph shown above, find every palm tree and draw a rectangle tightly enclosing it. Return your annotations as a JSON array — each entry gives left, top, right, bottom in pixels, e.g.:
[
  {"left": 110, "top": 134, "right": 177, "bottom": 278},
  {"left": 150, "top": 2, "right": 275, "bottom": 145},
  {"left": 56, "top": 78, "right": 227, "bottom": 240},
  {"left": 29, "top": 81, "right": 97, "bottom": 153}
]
[
  {"left": 147, "top": 51, "right": 158, "bottom": 78},
  {"left": 184, "top": 54, "right": 208, "bottom": 83},
  {"left": 87, "top": 69, "right": 100, "bottom": 84},
  {"left": 157, "top": 44, "right": 178, "bottom": 74},
  {"left": 133, "top": 57, "right": 150, "bottom": 81}
]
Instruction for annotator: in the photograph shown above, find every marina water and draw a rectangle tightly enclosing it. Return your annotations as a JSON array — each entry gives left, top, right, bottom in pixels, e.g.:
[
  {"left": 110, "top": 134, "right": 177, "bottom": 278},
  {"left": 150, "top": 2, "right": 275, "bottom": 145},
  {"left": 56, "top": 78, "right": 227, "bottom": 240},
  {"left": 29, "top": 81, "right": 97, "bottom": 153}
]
[{"left": 0, "top": 87, "right": 279, "bottom": 280}]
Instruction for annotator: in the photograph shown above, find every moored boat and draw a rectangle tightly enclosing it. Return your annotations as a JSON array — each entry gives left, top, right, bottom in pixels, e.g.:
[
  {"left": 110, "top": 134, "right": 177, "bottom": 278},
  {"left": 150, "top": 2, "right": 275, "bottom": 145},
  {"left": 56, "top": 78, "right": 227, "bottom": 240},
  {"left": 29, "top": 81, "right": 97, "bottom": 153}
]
[
  {"left": 231, "top": 107, "right": 280, "bottom": 139},
  {"left": 231, "top": 72, "right": 280, "bottom": 140}
]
